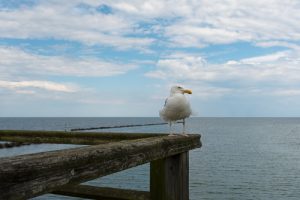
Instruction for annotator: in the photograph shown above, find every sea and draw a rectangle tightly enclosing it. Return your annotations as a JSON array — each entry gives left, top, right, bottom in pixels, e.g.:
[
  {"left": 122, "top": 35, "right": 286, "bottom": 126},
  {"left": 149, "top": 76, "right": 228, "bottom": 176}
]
[{"left": 0, "top": 117, "right": 300, "bottom": 200}]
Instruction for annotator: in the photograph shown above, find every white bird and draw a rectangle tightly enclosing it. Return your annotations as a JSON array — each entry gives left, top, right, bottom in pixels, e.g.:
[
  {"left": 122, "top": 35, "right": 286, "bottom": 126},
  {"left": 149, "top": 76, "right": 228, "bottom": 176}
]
[{"left": 159, "top": 86, "right": 192, "bottom": 135}]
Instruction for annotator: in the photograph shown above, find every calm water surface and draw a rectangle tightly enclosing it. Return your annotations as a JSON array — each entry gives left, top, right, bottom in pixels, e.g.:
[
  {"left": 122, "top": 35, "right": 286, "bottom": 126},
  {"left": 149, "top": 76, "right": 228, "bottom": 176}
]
[{"left": 1, "top": 117, "right": 300, "bottom": 200}]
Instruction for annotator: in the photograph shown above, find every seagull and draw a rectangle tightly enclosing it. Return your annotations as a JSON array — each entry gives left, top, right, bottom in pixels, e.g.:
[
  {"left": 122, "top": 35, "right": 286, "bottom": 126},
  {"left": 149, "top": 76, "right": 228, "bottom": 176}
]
[{"left": 159, "top": 86, "right": 192, "bottom": 135}]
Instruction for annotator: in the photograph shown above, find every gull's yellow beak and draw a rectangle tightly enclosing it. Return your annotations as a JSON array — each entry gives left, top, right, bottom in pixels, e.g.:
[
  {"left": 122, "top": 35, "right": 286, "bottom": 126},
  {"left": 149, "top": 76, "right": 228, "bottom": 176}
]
[{"left": 183, "top": 89, "right": 192, "bottom": 94}]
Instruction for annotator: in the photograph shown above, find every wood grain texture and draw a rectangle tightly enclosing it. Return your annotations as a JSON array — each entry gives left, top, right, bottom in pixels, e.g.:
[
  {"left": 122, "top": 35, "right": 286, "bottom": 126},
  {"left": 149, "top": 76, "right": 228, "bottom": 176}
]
[
  {"left": 52, "top": 184, "right": 150, "bottom": 200},
  {"left": 150, "top": 153, "right": 189, "bottom": 200},
  {"left": 0, "top": 134, "right": 201, "bottom": 200},
  {"left": 0, "top": 130, "right": 164, "bottom": 145}
]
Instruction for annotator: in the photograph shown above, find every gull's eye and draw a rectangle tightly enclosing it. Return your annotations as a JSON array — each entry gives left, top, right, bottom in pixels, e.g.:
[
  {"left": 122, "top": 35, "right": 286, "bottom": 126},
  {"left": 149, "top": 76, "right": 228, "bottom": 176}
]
[{"left": 177, "top": 86, "right": 182, "bottom": 89}]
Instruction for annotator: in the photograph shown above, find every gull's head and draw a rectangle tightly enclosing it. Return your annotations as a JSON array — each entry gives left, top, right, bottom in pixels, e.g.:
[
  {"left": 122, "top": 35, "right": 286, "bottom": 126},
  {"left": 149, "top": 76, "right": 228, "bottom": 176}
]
[{"left": 170, "top": 86, "right": 192, "bottom": 95}]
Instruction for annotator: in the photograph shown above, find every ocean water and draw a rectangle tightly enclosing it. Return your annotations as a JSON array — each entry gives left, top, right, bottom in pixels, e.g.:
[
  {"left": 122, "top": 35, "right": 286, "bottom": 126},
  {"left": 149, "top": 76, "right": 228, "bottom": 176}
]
[{"left": 1, "top": 117, "right": 300, "bottom": 200}]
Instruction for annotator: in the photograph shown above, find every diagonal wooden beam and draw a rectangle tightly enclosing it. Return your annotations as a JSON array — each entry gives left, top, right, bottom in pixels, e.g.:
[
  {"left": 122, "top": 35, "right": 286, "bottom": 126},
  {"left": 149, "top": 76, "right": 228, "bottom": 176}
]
[{"left": 52, "top": 184, "right": 150, "bottom": 200}]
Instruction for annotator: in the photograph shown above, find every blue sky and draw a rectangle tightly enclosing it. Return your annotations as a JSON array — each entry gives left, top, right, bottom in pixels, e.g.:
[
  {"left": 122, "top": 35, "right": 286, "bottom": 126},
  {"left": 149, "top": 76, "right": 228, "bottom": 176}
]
[{"left": 1, "top": 0, "right": 300, "bottom": 117}]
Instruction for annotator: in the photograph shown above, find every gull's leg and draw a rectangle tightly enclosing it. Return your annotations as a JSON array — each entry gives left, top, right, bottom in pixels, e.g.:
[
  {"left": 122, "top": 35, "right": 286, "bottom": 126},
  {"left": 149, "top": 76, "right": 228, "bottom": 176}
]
[
  {"left": 182, "top": 118, "right": 189, "bottom": 137},
  {"left": 168, "top": 121, "right": 176, "bottom": 136},
  {"left": 183, "top": 118, "right": 185, "bottom": 134}
]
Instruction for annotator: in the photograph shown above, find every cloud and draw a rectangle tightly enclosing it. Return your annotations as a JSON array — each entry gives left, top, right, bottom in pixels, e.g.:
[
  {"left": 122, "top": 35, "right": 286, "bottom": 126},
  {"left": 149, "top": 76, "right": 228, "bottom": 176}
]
[
  {"left": 0, "top": 45, "right": 140, "bottom": 109},
  {"left": 110, "top": 0, "right": 190, "bottom": 18},
  {"left": 240, "top": 51, "right": 288, "bottom": 63},
  {"left": 1, "top": 0, "right": 299, "bottom": 49},
  {"left": 0, "top": 46, "right": 137, "bottom": 78},
  {"left": 165, "top": 25, "right": 249, "bottom": 47},
  {"left": 1, "top": 0, "right": 300, "bottom": 117},
  {"left": 166, "top": 0, "right": 300, "bottom": 47},
  {"left": 106, "top": 0, "right": 300, "bottom": 48},
  {"left": 146, "top": 47, "right": 300, "bottom": 97},
  {"left": 255, "top": 41, "right": 300, "bottom": 49},
  {"left": 0, "top": 80, "right": 77, "bottom": 93},
  {"left": 0, "top": 79, "right": 129, "bottom": 107},
  {"left": 0, "top": 1, "right": 154, "bottom": 50},
  {"left": 272, "top": 89, "right": 300, "bottom": 96},
  {"left": 146, "top": 52, "right": 212, "bottom": 80},
  {"left": 147, "top": 48, "right": 300, "bottom": 83}
]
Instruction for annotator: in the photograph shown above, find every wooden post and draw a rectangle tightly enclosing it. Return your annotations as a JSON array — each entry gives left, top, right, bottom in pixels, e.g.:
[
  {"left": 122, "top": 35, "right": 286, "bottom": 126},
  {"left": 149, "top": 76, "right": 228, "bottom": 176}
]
[{"left": 150, "top": 152, "right": 189, "bottom": 200}]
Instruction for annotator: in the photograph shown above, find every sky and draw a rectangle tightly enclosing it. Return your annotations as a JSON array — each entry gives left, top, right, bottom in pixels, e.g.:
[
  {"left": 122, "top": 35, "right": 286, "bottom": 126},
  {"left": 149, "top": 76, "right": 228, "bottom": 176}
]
[{"left": 0, "top": 0, "right": 300, "bottom": 117}]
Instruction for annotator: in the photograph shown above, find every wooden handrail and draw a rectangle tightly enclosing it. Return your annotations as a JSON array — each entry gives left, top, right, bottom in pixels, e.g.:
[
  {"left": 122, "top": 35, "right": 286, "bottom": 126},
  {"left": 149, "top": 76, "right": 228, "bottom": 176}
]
[{"left": 0, "top": 133, "right": 201, "bottom": 200}]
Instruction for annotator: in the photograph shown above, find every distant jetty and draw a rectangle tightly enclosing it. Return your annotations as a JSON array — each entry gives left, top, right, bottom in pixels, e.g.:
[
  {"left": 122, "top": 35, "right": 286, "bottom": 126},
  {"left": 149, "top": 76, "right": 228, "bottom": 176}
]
[{"left": 0, "top": 130, "right": 201, "bottom": 200}]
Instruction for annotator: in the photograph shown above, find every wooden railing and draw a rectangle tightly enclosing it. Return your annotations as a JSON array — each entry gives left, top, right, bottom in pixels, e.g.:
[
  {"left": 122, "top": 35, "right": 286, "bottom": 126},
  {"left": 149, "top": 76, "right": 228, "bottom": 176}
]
[{"left": 0, "top": 130, "right": 201, "bottom": 200}]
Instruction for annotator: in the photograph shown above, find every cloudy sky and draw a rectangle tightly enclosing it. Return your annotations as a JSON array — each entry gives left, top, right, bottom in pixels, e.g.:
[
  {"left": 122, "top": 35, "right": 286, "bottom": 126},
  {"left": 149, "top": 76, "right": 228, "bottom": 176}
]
[{"left": 1, "top": 0, "right": 300, "bottom": 117}]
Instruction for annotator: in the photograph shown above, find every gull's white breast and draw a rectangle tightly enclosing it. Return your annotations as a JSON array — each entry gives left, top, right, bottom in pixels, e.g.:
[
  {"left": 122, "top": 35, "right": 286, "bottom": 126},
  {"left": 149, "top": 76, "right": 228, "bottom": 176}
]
[{"left": 160, "top": 93, "right": 192, "bottom": 122}]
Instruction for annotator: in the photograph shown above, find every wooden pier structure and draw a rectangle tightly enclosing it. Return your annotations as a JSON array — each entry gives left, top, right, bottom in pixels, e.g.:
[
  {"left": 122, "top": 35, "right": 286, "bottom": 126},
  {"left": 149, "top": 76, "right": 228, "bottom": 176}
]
[{"left": 0, "top": 130, "right": 201, "bottom": 200}]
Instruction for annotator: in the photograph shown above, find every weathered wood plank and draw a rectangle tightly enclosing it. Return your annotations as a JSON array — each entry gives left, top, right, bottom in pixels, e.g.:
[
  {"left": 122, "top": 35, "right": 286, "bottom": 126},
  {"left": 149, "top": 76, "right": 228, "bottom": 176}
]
[
  {"left": 52, "top": 184, "right": 150, "bottom": 200},
  {"left": 0, "top": 136, "right": 112, "bottom": 145},
  {"left": 150, "top": 153, "right": 189, "bottom": 200},
  {"left": 0, "top": 130, "right": 164, "bottom": 145},
  {"left": 0, "top": 134, "right": 201, "bottom": 200}
]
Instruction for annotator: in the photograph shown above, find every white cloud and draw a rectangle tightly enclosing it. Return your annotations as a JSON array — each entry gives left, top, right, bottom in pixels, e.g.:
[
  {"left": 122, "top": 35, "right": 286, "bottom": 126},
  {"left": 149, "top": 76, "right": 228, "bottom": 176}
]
[
  {"left": 0, "top": 46, "right": 137, "bottom": 78},
  {"left": 184, "top": 84, "right": 233, "bottom": 99},
  {"left": 146, "top": 52, "right": 211, "bottom": 80},
  {"left": 0, "top": 80, "right": 77, "bottom": 93},
  {"left": 106, "top": 0, "right": 300, "bottom": 48},
  {"left": 0, "top": 1, "right": 154, "bottom": 50},
  {"left": 147, "top": 48, "right": 300, "bottom": 83},
  {"left": 165, "top": 0, "right": 300, "bottom": 47},
  {"left": 272, "top": 89, "right": 300, "bottom": 96},
  {"left": 146, "top": 47, "right": 300, "bottom": 97},
  {"left": 165, "top": 25, "right": 250, "bottom": 47},
  {"left": 0, "top": 79, "right": 129, "bottom": 107},
  {"left": 110, "top": 0, "right": 188, "bottom": 18},
  {"left": 255, "top": 41, "right": 300, "bottom": 49},
  {"left": 1, "top": 0, "right": 299, "bottom": 49},
  {"left": 240, "top": 51, "right": 288, "bottom": 64},
  {"left": 1, "top": 0, "right": 300, "bottom": 116},
  {"left": 0, "top": 45, "right": 140, "bottom": 109}
]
